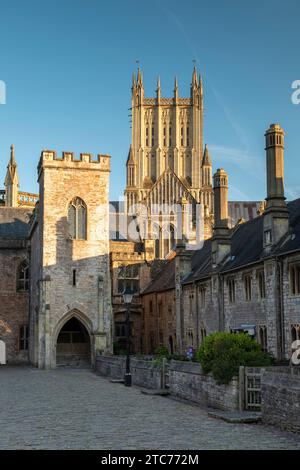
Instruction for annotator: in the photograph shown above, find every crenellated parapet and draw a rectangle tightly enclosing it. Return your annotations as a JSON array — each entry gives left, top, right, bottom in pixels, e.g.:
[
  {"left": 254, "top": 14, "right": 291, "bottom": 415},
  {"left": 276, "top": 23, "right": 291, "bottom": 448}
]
[{"left": 37, "top": 150, "right": 111, "bottom": 178}]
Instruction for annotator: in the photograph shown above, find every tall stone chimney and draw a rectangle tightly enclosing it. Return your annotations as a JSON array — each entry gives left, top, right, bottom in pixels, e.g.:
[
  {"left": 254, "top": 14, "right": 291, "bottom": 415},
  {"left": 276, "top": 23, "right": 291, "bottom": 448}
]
[
  {"left": 263, "top": 124, "right": 289, "bottom": 251},
  {"left": 211, "top": 168, "right": 230, "bottom": 266}
]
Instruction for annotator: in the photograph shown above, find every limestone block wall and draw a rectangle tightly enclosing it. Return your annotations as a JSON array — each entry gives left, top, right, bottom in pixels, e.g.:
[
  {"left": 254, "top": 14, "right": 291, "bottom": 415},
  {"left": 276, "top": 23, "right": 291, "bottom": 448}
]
[
  {"left": 282, "top": 254, "right": 300, "bottom": 359},
  {"left": 168, "top": 360, "right": 239, "bottom": 411},
  {"left": 32, "top": 151, "right": 112, "bottom": 368},
  {"left": 95, "top": 355, "right": 163, "bottom": 389},
  {"left": 261, "top": 367, "right": 300, "bottom": 434},
  {"left": 0, "top": 245, "right": 29, "bottom": 363},
  {"left": 223, "top": 266, "right": 268, "bottom": 334}
]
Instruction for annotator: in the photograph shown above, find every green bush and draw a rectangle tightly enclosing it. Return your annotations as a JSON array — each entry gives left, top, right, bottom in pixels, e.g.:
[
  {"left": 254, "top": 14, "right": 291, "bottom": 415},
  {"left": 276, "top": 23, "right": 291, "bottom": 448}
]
[
  {"left": 154, "top": 345, "right": 169, "bottom": 359},
  {"left": 195, "top": 332, "right": 274, "bottom": 384}
]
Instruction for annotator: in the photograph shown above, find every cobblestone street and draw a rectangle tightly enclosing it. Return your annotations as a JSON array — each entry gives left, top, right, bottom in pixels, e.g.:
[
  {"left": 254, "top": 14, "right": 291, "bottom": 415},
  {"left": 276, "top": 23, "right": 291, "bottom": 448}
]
[{"left": 0, "top": 367, "right": 299, "bottom": 450}]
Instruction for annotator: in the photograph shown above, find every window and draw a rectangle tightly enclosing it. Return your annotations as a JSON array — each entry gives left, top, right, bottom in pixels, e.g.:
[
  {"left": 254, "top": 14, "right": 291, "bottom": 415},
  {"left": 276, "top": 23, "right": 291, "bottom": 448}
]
[
  {"left": 169, "top": 126, "right": 172, "bottom": 146},
  {"left": 228, "top": 278, "right": 235, "bottom": 303},
  {"left": 257, "top": 270, "right": 266, "bottom": 299},
  {"left": 118, "top": 264, "right": 139, "bottom": 294},
  {"left": 200, "top": 328, "right": 206, "bottom": 342},
  {"left": 258, "top": 325, "right": 268, "bottom": 352},
  {"left": 72, "top": 269, "right": 77, "bottom": 287},
  {"left": 68, "top": 197, "right": 87, "bottom": 240},
  {"left": 290, "top": 264, "right": 300, "bottom": 295},
  {"left": 244, "top": 274, "right": 252, "bottom": 301},
  {"left": 19, "top": 325, "right": 29, "bottom": 350},
  {"left": 199, "top": 285, "right": 206, "bottom": 308},
  {"left": 149, "top": 300, "right": 153, "bottom": 314},
  {"left": 17, "top": 261, "right": 29, "bottom": 291},
  {"left": 264, "top": 230, "right": 272, "bottom": 246},
  {"left": 152, "top": 127, "right": 154, "bottom": 146},
  {"left": 291, "top": 324, "right": 300, "bottom": 342},
  {"left": 181, "top": 126, "right": 184, "bottom": 146},
  {"left": 186, "top": 126, "right": 189, "bottom": 147}
]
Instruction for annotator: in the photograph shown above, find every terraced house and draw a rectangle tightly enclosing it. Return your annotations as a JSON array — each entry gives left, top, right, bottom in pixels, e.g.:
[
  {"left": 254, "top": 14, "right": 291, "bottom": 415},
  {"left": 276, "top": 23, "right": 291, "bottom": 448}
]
[{"left": 141, "top": 124, "right": 300, "bottom": 361}]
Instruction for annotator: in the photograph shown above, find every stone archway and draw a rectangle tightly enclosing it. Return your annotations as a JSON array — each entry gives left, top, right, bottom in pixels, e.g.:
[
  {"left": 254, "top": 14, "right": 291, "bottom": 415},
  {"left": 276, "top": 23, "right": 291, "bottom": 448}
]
[{"left": 56, "top": 317, "right": 91, "bottom": 368}]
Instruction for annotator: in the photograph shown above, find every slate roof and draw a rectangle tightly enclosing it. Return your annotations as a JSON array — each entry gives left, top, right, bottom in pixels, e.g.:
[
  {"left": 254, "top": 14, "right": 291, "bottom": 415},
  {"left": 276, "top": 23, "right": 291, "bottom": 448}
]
[
  {"left": 142, "top": 258, "right": 176, "bottom": 294},
  {"left": 145, "top": 198, "right": 300, "bottom": 291},
  {"left": 0, "top": 207, "right": 32, "bottom": 239},
  {"left": 276, "top": 198, "right": 300, "bottom": 255}
]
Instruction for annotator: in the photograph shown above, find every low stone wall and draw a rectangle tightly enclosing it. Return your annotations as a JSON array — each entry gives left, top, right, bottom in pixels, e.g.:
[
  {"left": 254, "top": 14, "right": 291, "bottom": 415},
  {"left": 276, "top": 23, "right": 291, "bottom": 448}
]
[
  {"left": 95, "top": 355, "right": 163, "bottom": 389},
  {"left": 168, "top": 360, "right": 239, "bottom": 411},
  {"left": 96, "top": 356, "right": 239, "bottom": 411},
  {"left": 96, "top": 355, "right": 125, "bottom": 379},
  {"left": 261, "top": 367, "right": 300, "bottom": 434},
  {"left": 130, "top": 359, "right": 163, "bottom": 389}
]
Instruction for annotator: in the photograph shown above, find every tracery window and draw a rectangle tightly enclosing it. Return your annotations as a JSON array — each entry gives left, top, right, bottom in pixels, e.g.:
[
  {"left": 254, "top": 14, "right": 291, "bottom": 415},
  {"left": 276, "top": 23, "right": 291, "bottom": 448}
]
[{"left": 68, "top": 197, "right": 87, "bottom": 240}]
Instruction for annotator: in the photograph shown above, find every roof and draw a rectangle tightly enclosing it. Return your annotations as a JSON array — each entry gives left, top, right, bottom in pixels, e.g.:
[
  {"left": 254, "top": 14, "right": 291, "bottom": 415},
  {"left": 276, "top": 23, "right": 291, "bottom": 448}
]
[
  {"left": 142, "top": 258, "right": 175, "bottom": 295},
  {"left": 276, "top": 198, "right": 300, "bottom": 255},
  {"left": 157, "top": 197, "right": 300, "bottom": 288},
  {"left": 0, "top": 207, "right": 32, "bottom": 239},
  {"left": 182, "top": 240, "right": 212, "bottom": 284}
]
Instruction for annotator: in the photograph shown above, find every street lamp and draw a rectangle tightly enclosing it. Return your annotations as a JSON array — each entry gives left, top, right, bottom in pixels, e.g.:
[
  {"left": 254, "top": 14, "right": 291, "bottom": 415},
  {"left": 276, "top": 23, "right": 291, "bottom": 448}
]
[{"left": 122, "top": 286, "right": 134, "bottom": 386}]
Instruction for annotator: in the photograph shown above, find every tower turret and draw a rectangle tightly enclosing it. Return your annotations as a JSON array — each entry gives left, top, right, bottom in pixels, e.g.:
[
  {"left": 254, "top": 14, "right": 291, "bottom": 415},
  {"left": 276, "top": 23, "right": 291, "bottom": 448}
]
[{"left": 5, "top": 144, "right": 19, "bottom": 207}]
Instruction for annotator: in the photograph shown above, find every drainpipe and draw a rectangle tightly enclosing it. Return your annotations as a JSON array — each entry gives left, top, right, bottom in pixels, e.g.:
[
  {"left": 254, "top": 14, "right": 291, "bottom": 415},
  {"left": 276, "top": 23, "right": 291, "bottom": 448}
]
[
  {"left": 194, "top": 281, "right": 199, "bottom": 349},
  {"left": 276, "top": 256, "right": 285, "bottom": 361},
  {"left": 218, "top": 273, "right": 225, "bottom": 331}
]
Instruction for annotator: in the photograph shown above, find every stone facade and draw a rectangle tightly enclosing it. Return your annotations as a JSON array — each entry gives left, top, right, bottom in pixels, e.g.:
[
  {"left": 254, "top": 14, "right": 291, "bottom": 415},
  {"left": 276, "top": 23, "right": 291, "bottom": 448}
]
[
  {"left": 261, "top": 367, "right": 300, "bottom": 433},
  {"left": 0, "top": 208, "right": 32, "bottom": 363},
  {"left": 28, "top": 151, "right": 112, "bottom": 369},
  {"left": 141, "top": 124, "right": 300, "bottom": 361},
  {"left": 110, "top": 239, "right": 154, "bottom": 353},
  {"left": 169, "top": 360, "right": 239, "bottom": 411}
]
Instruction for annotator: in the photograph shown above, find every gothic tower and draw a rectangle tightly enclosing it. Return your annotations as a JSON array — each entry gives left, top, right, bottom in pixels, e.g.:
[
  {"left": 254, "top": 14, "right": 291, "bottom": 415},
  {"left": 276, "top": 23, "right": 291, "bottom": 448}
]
[
  {"left": 124, "top": 67, "right": 213, "bottom": 257},
  {"left": 125, "top": 67, "right": 208, "bottom": 207},
  {"left": 5, "top": 144, "right": 19, "bottom": 207}
]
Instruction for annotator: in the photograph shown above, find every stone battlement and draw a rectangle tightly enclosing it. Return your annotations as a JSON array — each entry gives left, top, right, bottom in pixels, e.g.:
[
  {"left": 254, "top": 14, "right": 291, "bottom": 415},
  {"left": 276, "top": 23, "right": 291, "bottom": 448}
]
[{"left": 38, "top": 150, "right": 110, "bottom": 175}]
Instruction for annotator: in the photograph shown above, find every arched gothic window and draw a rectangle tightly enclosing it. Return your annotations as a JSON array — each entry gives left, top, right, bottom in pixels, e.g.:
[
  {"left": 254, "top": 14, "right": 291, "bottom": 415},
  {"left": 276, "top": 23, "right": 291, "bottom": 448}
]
[
  {"left": 17, "top": 261, "right": 29, "bottom": 291},
  {"left": 68, "top": 197, "right": 87, "bottom": 240}
]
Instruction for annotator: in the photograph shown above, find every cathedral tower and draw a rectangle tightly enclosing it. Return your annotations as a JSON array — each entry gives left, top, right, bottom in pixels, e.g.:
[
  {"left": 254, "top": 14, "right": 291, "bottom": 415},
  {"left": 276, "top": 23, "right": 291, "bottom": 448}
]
[
  {"left": 125, "top": 67, "right": 209, "bottom": 207},
  {"left": 125, "top": 67, "right": 213, "bottom": 258}
]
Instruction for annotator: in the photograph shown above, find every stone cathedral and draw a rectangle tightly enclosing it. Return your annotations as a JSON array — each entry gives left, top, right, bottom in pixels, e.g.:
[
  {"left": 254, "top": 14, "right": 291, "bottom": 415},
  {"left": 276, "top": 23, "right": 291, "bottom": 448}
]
[
  {"left": 124, "top": 68, "right": 213, "bottom": 257},
  {"left": 0, "top": 67, "right": 264, "bottom": 366}
]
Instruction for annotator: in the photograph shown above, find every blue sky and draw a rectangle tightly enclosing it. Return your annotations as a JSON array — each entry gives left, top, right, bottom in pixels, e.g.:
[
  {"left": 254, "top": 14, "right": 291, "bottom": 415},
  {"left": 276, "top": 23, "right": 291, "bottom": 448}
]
[{"left": 0, "top": 0, "right": 299, "bottom": 202}]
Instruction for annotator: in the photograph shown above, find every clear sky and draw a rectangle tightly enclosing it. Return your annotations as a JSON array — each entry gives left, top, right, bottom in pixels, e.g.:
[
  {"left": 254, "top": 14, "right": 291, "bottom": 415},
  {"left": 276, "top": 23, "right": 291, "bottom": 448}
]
[{"left": 0, "top": 0, "right": 299, "bottom": 202}]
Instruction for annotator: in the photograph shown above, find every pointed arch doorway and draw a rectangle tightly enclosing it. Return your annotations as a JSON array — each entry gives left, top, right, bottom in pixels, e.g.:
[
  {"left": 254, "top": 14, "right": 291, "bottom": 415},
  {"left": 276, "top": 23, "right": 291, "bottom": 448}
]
[{"left": 56, "top": 317, "right": 91, "bottom": 368}]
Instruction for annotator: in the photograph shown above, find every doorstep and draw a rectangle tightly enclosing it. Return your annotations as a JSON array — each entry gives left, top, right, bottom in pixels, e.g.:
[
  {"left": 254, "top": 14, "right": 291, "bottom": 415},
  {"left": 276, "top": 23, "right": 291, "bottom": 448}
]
[{"left": 208, "top": 410, "right": 262, "bottom": 423}]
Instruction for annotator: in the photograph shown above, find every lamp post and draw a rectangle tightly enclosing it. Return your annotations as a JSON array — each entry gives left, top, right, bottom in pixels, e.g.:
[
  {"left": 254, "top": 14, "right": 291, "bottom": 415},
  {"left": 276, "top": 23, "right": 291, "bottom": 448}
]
[{"left": 122, "top": 286, "right": 134, "bottom": 386}]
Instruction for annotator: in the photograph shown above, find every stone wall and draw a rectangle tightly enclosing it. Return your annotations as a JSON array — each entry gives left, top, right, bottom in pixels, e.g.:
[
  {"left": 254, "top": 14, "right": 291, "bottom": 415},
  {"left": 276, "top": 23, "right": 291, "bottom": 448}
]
[
  {"left": 142, "top": 289, "right": 176, "bottom": 355},
  {"left": 169, "top": 360, "right": 239, "bottom": 411},
  {"left": 96, "top": 355, "right": 126, "bottom": 379},
  {"left": 0, "top": 247, "right": 29, "bottom": 363},
  {"left": 95, "top": 355, "right": 163, "bottom": 389},
  {"left": 261, "top": 367, "right": 300, "bottom": 433},
  {"left": 96, "top": 356, "right": 239, "bottom": 411},
  {"left": 30, "top": 151, "right": 112, "bottom": 368}
]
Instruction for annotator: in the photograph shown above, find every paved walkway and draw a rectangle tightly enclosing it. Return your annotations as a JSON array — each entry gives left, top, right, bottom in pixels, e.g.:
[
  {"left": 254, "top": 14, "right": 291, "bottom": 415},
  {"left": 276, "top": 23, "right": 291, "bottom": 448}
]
[{"left": 0, "top": 367, "right": 299, "bottom": 450}]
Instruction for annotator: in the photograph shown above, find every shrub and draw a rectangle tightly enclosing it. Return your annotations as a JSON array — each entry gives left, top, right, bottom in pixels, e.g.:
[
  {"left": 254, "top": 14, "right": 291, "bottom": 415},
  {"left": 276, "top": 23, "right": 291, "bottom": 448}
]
[
  {"left": 154, "top": 345, "right": 169, "bottom": 359},
  {"left": 195, "top": 332, "right": 274, "bottom": 384}
]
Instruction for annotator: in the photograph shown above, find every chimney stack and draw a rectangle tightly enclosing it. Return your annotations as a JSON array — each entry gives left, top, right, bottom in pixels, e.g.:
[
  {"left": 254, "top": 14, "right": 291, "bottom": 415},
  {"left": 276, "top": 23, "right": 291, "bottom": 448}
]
[
  {"left": 211, "top": 168, "right": 230, "bottom": 265},
  {"left": 263, "top": 124, "right": 289, "bottom": 251}
]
